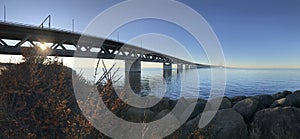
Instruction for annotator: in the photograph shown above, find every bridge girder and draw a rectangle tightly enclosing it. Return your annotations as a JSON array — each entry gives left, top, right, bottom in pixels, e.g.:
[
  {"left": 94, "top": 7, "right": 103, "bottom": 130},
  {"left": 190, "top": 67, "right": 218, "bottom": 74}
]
[{"left": 0, "top": 22, "right": 197, "bottom": 65}]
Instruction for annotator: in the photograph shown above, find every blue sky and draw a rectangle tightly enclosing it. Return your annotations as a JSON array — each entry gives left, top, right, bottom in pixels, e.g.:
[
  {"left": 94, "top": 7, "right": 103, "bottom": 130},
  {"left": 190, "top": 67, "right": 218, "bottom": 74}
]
[{"left": 0, "top": 0, "right": 299, "bottom": 68}]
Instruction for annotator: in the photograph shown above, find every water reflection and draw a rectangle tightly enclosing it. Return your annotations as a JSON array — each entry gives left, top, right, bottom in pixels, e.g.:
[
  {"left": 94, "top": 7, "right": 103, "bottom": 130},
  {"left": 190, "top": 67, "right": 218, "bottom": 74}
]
[
  {"left": 80, "top": 67, "right": 300, "bottom": 99},
  {"left": 163, "top": 69, "right": 172, "bottom": 97},
  {"left": 124, "top": 67, "right": 185, "bottom": 98},
  {"left": 125, "top": 71, "right": 141, "bottom": 94}
]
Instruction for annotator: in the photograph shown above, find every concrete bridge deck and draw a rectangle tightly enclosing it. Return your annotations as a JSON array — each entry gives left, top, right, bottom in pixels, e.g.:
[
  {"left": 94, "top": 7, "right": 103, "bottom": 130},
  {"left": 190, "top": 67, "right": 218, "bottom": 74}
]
[{"left": 0, "top": 22, "right": 204, "bottom": 66}]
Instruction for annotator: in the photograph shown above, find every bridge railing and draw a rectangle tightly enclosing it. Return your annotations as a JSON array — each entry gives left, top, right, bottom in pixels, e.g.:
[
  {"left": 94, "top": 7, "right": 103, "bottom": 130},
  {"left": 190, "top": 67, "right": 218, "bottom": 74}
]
[{"left": 0, "top": 21, "right": 81, "bottom": 35}]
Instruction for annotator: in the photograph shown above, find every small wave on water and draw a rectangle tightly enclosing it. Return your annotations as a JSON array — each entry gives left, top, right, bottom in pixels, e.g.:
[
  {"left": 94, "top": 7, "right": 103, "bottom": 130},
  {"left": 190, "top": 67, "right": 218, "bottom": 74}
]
[{"left": 76, "top": 67, "right": 300, "bottom": 100}]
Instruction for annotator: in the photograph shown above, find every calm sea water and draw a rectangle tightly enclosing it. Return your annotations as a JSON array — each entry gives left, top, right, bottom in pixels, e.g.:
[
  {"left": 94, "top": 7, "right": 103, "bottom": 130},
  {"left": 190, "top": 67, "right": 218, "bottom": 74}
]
[{"left": 77, "top": 68, "right": 300, "bottom": 99}]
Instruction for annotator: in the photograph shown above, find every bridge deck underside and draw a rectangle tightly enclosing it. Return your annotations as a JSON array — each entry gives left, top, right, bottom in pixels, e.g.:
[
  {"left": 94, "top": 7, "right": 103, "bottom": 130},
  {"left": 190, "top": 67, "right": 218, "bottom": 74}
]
[{"left": 0, "top": 22, "right": 202, "bottom": 65}]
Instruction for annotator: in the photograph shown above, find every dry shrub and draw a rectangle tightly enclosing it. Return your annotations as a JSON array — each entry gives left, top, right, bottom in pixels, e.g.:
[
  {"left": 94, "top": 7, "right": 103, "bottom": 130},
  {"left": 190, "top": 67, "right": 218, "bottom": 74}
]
[{"left": 0, "top": 48, "right": 104, "bottom": 138}]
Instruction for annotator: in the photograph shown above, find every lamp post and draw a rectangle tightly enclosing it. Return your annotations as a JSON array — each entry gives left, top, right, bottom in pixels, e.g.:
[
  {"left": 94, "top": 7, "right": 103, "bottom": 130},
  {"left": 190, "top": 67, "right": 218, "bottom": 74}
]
[{"left": 4, "top": 5, "right": 6, "bottom": 22}]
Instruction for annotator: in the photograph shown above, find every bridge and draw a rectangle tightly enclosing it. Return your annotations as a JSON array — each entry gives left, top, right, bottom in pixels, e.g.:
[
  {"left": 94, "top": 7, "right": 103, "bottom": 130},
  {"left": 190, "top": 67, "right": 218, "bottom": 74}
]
[
  {"left": 0, "top": 22, "right": 207, "bottom": 68},
  {"left": 0, "top": 22, "right": 207, "bottom": 92}
]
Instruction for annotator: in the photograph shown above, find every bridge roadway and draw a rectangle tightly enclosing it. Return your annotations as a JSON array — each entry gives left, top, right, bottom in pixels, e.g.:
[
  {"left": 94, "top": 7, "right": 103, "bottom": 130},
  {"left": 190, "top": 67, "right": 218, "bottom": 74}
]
[{"left": 0, "top": 22, "right": 203, "bottom": 64}]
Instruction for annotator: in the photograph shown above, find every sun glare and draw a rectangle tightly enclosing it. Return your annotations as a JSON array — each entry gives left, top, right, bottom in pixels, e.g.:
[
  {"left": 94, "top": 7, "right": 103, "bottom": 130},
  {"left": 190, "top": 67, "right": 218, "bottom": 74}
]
[{"left": 39, "top": 43, "right": 48, "bottom": 51}]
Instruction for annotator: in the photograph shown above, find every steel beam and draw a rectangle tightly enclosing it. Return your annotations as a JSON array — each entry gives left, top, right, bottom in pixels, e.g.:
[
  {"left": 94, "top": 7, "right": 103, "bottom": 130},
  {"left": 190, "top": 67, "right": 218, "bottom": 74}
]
[{"left": 0, "top": 22, "right": 201, "bottom": 65}]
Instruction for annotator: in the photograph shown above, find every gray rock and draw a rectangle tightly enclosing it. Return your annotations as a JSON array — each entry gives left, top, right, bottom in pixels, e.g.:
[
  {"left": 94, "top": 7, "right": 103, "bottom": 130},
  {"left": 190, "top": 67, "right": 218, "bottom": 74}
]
[
  {"left": 207, "top": 97, "right": 232, "bottom": 110},
  {"left": 183, "top": 109, "right": 249, "bottom": 139},
  {"left": 150, "top": 97, "right": 172, "bottom": 114},
  {"left": 286, "top": 92, "right": 300, "bottom": 108},
  {"left": 231, "top": 96, "right": 247, "bottom": 105},
  {"left": 270, "top": 98, "right": 291, "bottom": 108},
  {"left": 250, "top": 107, "right": 300, "bottom": 139},
  {"left": 170, "top": 97, "right": 191, "bottom": 120},
  {"left": 123, "top": 107, "right": 155, "bottom": 123},
  {"left": 147, "top": 114, "right": 181, "bottom": 138},
  {"left": 252, "top": 94, "right": 274, "bottom": 108},
  {"left": 233, "top": 98, "right": 262, "bottom": 123},
  {"left": 154, "top": 109, "right": 170, "bottom": 120},
  {"left": 189, "top": 99, "right": 207, "bottom": 120},
  {"left": 272, "top": 93, "right": 286, "bottom": 100},
  {"left": 282, "top": 90, "right": 293, "bottom": 96},
  {"left": 294, "top": 90, "right": 300, "bottom": 94},
  {"left": 273, "top": 91, "right": 292, "bottom": 100}
]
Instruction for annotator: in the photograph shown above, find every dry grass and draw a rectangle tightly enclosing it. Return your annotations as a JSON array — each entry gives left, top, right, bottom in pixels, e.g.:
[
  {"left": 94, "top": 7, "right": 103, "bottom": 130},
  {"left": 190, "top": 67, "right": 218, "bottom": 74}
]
[{"left": 0, "top": 48, "right": 105, "bottom": 138}]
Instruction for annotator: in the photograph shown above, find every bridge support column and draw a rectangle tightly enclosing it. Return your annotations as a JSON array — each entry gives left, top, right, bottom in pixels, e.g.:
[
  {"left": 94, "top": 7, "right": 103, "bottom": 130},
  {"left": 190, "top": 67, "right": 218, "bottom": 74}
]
[
  {"left": 190, "top": 65, "right": 197, "bottom": 69},
  {"left": 125, "top": 59, "right": 141, "bottom": 72},
  {"left": 163, "top": 62, "right": 172, "bottom": 70},
  {"left": 125, "top": 59, "right": 141, "bottom": 94},
  {"left": 177, "top": 64, "right": 183, "bottom": 73},
  {"left": 163, "top": 63, "right": 172, "bottom": 79},
  {"left": 185, "top": 64, "right": 190, "bottom": 70}
]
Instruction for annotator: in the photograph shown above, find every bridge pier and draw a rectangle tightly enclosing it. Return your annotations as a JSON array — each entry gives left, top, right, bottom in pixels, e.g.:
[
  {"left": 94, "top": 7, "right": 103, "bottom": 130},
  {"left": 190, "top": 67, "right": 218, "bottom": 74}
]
[
  {"left": 185, "top": 64, "right": 190, "bottom": 70},
  {"left": 163, "top": 62, "right": 172, "bottom": 79},
  {"left": 163, "top": 62, "right": 172, "bottom": 70},
  {"left": 177, "top": 64, "right": 183, "bottom": 73},
  {"left": 125, "top": 59, "right": 141, "bottom": 72},
  {"left": 125, "top": 59, "right": 141, "bottom": 94},
  {"left": 190, "top": 65, "right": 197, "bottom": 69}
]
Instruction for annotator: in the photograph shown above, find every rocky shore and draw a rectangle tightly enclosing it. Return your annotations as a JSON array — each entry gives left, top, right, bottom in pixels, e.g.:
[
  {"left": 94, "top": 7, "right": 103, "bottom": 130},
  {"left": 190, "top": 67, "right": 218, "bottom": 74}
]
[{"left": 119, "top": 90, "right": 300, "bottom": 139}]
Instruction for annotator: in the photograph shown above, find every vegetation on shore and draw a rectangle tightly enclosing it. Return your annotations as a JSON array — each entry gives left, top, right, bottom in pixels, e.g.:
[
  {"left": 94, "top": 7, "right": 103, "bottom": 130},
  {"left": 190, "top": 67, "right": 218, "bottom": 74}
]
[{"left": 0, "top": 48, "right": 105, "bottom": 138}]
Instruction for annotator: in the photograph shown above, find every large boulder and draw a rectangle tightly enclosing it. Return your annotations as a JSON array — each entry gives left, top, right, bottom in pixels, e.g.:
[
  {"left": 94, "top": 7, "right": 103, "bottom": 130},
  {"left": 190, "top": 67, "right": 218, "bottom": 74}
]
[
  {"left": 174, "top": 98, "right": 207, "bottom": 122},
  {"left": 150, "top": 97, "right": 173, "bottom": 114},
  {"left": 154, "top": 109, "right": 170, "bottom": 120},
  {"left": 230, "top": 96, "right": 247, "bottom": 106},
  {"left": 207, "top": 97, "right": 232, "bottom": 110},
  {"left": 270, "top": 98, "right": 291, "bottom": 108},
  {"left": 183, "top": 109, "right": 249, "bottom": 139},
  {"left": 272, "top": 91, "right": 291, "bottom": 100},
  {"left": 250, "top": 107, "right": 300, "bottom": 139},
  {"left": 294, "top": 90, "right": 300, "bottom": 94},
  {"left": 286, "top": 91, "right": 300, "bottom": 108},
  {"left": 122, "top": 107, "right": 155, "bottom": 123},
  {"left": 252, "top": 94, "right": 274, "bottom": 108},
  {"left": 188, "top": 99, "right": 207, "bottom": 120},
  {"left": 233, "top": 98, "right": 263, "bottom": 123},
  {"left": 170, "top": 97, "right": 191, "bottom": 120}
]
